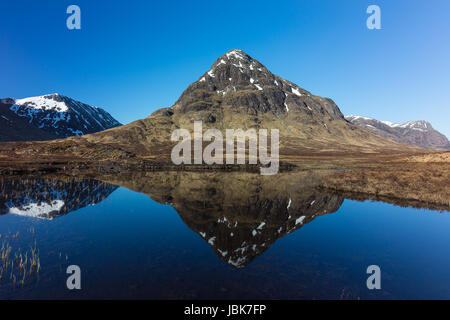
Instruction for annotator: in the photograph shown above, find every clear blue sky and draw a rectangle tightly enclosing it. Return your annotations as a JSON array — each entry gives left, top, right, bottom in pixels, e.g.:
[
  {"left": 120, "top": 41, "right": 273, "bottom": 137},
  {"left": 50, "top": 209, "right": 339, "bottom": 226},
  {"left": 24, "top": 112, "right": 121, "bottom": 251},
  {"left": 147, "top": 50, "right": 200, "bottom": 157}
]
[{"left": 1, "top": 0, "right": 449, "bottom": 137}]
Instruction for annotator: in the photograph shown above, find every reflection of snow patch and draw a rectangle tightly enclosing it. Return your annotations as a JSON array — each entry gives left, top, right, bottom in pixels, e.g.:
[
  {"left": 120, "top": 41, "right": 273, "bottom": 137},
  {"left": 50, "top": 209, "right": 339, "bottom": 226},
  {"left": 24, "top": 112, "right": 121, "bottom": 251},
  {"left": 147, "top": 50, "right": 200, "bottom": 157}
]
[
  {"left": 9, "top": 200, "right": 65, "bottom": 219},
  {"left": 295, "top": 216, "right": 305, "bottom": 225},
  {"left": 228, "top": 256, "right": 246, "bottom": 268}
]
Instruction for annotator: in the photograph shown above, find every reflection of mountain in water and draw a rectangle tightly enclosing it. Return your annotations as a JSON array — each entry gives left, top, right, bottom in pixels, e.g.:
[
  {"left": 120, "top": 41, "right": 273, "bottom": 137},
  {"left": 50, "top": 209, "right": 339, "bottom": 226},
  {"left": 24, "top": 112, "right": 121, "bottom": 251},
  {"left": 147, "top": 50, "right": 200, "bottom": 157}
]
[
  {"left": 183, "top": 190, "right": 343, "bottom": 268},
  {"left": 0, "top": 178, "right": 118, "bottom": 219},
  {"left": 101, "top": 171, "right": 344, "bottom": 268}
]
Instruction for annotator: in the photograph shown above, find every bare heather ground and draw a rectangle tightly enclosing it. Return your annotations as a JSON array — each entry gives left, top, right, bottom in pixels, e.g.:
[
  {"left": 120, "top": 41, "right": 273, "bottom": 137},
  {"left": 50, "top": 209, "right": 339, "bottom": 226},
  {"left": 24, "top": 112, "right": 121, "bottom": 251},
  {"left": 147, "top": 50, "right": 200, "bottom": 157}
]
[{"left": 316, "top": 152, "right": 450, "bottom": 208}]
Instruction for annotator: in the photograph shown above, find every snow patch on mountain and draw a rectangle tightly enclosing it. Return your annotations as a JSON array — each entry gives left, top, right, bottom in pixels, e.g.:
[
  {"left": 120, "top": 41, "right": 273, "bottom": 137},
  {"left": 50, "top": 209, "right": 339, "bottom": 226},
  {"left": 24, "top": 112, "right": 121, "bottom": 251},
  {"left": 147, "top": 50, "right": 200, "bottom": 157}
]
[
  {"left": 346, "top": 115, "right": 431, "bottom": 132},
  {"left": 15, "top": 94, "right": 69, "bottom": 112}
]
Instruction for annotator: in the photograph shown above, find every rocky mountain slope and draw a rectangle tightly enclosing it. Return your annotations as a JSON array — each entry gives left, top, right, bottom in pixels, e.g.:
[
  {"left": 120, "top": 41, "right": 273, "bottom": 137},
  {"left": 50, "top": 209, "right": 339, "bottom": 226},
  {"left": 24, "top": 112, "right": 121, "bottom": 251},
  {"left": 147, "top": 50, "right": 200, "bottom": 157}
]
[
  {"left": 0, "top": 94, "right": 121, "bottom": 142},
  {"left": 345, "top": 116, "right": 450, "bottom": 150},
  {"left": 0, "top": 49, "right": 420, "bottom": 164}
]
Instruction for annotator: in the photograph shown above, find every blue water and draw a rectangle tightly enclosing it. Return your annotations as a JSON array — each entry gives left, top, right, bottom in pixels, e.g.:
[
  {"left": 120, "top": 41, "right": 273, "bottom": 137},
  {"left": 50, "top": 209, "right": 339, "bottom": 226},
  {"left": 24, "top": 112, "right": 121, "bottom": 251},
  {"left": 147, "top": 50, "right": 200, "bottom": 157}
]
[{"left": 0, "top": 178, "right": 449, "bottom": 299}]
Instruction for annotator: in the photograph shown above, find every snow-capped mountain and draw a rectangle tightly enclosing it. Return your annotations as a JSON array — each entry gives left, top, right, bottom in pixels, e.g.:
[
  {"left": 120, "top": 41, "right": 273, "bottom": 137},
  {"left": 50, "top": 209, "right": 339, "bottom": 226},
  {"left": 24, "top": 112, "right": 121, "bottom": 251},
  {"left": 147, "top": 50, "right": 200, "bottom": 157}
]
[
  {"left": 345, "top": 115, "right": 450, "bottom": 150},
  {"left": 162, "top": 48, "right": 345, "bottom": 120},
  {"left": 0, "top": 93, "right": 121, "bottom": 142}
]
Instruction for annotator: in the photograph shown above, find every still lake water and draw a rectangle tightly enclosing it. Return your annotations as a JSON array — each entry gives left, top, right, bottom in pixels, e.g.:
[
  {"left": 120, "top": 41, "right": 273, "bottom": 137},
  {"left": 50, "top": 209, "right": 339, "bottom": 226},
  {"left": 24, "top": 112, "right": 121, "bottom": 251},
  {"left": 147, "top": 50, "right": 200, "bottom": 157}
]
[{"left": 0, "top": 173, "right": 449, "bottom": 299}]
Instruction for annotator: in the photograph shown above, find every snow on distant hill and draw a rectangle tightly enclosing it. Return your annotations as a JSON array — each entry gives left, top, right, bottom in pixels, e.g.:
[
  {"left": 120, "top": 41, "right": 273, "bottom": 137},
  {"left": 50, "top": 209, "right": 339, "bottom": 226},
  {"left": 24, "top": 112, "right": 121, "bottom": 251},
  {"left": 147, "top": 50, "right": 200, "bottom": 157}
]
[
  {"left": 346, "top": 115, "right": 450, "bottom": 150},
  {"left": 0, "top": 93, "right": 121, "bottom": 142}
]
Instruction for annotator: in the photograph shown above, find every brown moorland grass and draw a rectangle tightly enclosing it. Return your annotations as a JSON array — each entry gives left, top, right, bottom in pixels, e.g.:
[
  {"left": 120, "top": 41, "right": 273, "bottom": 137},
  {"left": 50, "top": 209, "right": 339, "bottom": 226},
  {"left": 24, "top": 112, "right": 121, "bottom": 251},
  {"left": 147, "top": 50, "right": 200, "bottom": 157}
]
[{"left": 319, "top": 153, "right": 450, "bottom": 208}]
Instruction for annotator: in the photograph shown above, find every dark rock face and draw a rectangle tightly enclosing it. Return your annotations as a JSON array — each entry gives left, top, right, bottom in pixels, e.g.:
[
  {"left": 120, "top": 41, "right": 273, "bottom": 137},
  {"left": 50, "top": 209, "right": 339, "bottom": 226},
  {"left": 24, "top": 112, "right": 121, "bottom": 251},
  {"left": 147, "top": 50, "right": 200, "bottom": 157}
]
[
  {"left": 346, "top": 116, "right": 450, "bottom": 150},
  {"left": 0, "top": 177, "right": 118, "bottom": 219},
  {"left": 0, "top": 99, "right": 58, "bottom": 141},
  {"left": 0, "top": 94, "right": 121, "bottom": 142},
  {"left": 161, "top": 49, "right": 344, "bottom": 121}
]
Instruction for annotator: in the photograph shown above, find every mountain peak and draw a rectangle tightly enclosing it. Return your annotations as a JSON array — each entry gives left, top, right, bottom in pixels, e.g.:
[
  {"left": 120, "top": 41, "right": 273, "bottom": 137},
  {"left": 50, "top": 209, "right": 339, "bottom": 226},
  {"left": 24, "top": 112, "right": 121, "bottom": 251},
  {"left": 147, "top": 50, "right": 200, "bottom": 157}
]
[
  {"left": 346, "top": 116, "right": 433, "bottom": 131},
  {"left": 346, "top": 115, "right": 449, "bottom": 150},
  {"left": 15, "top": 94, "right": 70, "bottom": 112},
  {"left": 201, "top": 48, "right": 264, "bottom": 83},
  {"left": 219, "top": 49, "right": 254, "bottom": 64},
  {"left": 399, "top": 120, "right": 432, "bottom": 130},
  {"left": 166, "top": 48, "right": 346, "bottom": 122},
  {"left": 223, "top": 48, "right": 250, "bottom": 58}
]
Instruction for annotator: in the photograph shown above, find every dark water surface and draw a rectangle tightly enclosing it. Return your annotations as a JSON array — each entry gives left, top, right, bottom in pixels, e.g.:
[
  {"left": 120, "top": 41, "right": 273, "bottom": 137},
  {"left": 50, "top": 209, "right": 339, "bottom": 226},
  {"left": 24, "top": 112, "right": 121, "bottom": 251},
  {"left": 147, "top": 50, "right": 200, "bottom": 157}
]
[{"left": 0, "top": 172, "right": 449, "bottom": 299}]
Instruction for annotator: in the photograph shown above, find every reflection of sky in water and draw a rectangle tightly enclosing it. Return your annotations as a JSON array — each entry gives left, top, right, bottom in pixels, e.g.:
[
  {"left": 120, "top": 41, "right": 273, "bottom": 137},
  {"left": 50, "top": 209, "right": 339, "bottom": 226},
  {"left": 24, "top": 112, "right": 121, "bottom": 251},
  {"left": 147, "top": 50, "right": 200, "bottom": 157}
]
[{"left": 0, "top": 181, "right": 449, "bottom": 299}]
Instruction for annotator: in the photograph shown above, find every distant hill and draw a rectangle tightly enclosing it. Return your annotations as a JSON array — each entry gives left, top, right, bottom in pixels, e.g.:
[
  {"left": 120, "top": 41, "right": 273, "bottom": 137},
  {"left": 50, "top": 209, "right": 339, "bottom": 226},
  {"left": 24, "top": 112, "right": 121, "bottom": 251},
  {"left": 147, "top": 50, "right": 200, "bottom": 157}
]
[
  {"left": 0, "top": 94, "right": 121, "bottom": 142},
  {"left": 345, "top": 116, "right": 450, "bottom": 150}
]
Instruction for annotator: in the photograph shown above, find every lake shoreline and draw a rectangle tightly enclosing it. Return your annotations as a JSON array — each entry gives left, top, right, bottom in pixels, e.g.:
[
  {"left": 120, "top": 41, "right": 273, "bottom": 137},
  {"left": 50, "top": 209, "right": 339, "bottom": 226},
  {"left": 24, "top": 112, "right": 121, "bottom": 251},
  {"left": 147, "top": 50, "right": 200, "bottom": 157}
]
[{"left": 0, "top": 151, "right": 448, "bottom": 210}]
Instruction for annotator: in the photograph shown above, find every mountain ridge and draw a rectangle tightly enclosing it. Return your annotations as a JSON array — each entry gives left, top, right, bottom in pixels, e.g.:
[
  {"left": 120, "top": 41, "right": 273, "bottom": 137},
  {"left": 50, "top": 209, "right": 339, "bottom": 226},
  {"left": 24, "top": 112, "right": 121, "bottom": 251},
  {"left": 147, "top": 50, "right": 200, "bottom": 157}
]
[
  {"left": 345, "top": 115, "right": 450, "bottom": 150},
  {"left": 0, "top": 93, "right": 121, "bottom": 142}
]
